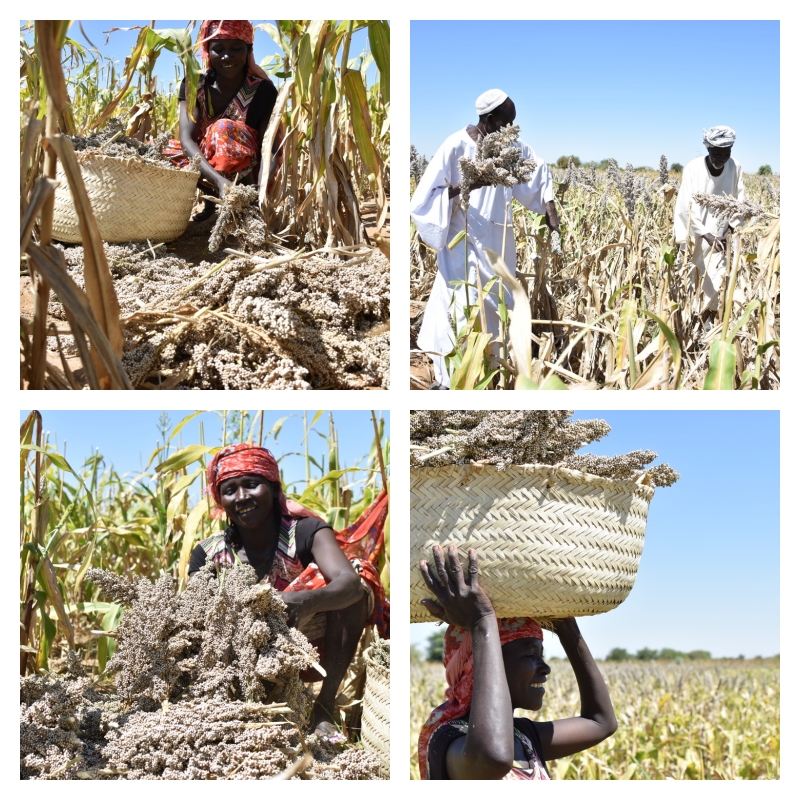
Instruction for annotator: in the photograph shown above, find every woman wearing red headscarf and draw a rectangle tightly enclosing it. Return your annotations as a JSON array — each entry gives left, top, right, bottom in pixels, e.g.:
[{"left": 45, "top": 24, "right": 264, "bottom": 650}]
[
  {"left": 417, "top": 545, "right": 616, "bottom": 780},
  {"left": 188, "top": 444, "right": 389, "bottom": 736},
  {"left": 164, "top": 20, "right": 282, "bottom": 221}
]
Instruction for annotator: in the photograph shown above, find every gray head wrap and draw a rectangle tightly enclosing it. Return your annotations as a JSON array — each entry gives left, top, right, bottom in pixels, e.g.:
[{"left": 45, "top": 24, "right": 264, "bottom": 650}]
[{"left": 703, "top": 126, "right": 736, "bottom": 148}]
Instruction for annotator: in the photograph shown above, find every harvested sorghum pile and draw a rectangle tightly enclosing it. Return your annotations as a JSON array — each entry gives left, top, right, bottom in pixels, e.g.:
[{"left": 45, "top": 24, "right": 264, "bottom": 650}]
[
  {"left": 48, "top": 243, "right": 390, "bottom": 390},
  {"left": 20, "top": 565, "right": 383, "bottom": 780},
  {"left": 410, "top": 410, "right": 679, "bottom": 486}
]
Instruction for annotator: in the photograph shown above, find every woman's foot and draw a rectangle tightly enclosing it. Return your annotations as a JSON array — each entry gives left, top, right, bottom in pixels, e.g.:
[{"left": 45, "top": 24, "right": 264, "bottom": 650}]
[
  {"left": 309, "top": 700, "right": 337, "bottom": 733},
  {"left": 312, "top": 719, "right": 340, "bottom": 738},
  {"left": 191, "top": 199, "right": 216, "bottom": 223}
]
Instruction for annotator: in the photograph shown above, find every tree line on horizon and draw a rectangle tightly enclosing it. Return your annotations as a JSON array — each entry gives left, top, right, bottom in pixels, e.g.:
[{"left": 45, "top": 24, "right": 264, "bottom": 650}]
[{"left": 414, "top": 629, "right": 778, "bottom": 664}]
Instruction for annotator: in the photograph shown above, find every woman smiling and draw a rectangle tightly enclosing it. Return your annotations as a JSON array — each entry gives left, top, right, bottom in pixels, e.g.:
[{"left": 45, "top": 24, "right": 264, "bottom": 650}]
[
  {"left": 164, "top": 20, "right": 282, "bottom": 220},
  {"left": 188, "top": 444, "right": 388, "bottom": 735}
]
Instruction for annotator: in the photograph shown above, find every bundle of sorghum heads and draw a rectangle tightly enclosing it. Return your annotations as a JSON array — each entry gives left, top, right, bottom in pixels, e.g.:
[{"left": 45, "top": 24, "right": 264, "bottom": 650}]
[
  {"left": 410, "top": 410, "right": 679, "bottom": 486},
  {"left": 21, "top": 566, "right": 383, "bottom": 779},
  {"left": 49, "top": 242, "right": 389, "bottom": 390},
  {"left": 70, "top": 119, "right": 192, "bottom": 172},
  {"left": 86, "top": 564, "right": 318, "bottom": 713},
  {"left": 692, "top": 192, "right": 767, "bottom": 226},
  {"left": 458, "top": 124, "right": 538, "bottom": 209},
  {"left": 209, "top": 184, "right": 266, "bottom": 252},
  {"left": 20, "top": 653, "right": 92, "bottom": 779},
  {"left": 100, "top": 696, "right": 380, "bottom": 779}
]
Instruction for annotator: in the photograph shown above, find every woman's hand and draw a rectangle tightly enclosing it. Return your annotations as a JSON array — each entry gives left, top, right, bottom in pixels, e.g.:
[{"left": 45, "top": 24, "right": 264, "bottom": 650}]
[
  {"left": 215, "top": 175, "right": 233, "bottom": 196},
  {"left": 419, "top": 545, "right": 495, "bottom": 630},
  {"left": 552, "top": 617, "right": 580, "bottom": 638},
  {"left": 279, "top": 590, "right": 317, "bottom": 629}
]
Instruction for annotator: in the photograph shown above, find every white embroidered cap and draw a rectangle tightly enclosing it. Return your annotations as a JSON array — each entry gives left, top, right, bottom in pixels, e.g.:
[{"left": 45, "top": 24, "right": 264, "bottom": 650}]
[{"left": 476, "top": 89, "right": 508, "bottom": 116}]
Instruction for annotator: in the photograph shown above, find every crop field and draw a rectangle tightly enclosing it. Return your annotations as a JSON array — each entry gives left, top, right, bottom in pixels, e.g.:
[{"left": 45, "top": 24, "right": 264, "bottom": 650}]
[
  {"left": 20, "top": 21, "right": 390, "bottom": 390},
  {"left": 410, "top": 658, "right": 779, "bottom": 779},
  {"left": 410, "top": 165, "right": 779, "bottom": 390}
]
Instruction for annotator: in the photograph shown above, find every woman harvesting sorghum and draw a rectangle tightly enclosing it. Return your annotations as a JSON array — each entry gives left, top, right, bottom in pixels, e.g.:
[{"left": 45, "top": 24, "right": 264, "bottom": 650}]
[{"left": 164, "top": 20, "right": 283, "bottom": 221}]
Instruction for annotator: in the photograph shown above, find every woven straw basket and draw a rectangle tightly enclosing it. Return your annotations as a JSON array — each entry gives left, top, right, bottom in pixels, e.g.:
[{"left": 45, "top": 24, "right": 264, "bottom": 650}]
[
  {"left": 361, "top": 643, "right": 390, "bottom": 778},
  {"left": 410, "top": 464, "right": 655, "bottom": 623},
  {"left": 52, "top": 152, "right": 199, "bottom": 244}
]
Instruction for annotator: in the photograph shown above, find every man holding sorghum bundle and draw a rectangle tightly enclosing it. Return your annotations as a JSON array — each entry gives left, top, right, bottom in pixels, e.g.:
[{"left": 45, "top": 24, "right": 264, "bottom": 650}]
[
  {"left": 674, "top": 126, "right": 745, "bottom": 320},
  {"left": 411, "top": 90, "right": 560, "bottom": 389}
]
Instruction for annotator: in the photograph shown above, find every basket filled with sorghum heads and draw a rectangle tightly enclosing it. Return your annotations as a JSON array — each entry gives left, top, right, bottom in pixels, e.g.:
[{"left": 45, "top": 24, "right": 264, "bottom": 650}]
[
  {"left": 52, "top": 119, "right": 201, "bottom": 245},
  {"left": 409, "top": 411, "right": 679, "bottom": 623}
]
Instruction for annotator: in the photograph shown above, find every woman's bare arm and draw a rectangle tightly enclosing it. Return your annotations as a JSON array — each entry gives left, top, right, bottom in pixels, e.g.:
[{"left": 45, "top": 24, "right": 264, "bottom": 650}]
[
  {"left": 279, "top": 528, "right": 361, "bottom": 628},
  {"left": 178, "top": 97, "right": 231, "bottom": 194},
  {"left": 533, "top": 618, "right": 617, "bottom": 760},
  {"left": 420, "top": 546, "right": 513, "bottom": 779}
]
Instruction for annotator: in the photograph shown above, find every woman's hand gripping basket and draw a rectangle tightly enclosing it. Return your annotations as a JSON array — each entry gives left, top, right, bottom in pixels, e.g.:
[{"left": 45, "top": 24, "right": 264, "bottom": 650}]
[
  {"left": 361, "top": 641, "right": 390, "bottom": 778},
  {"left": 52, "top": 152, "right": 200, "bottom": 244},
  {"left": 410, "top": 464, "right": 655, "bottom": 622}
]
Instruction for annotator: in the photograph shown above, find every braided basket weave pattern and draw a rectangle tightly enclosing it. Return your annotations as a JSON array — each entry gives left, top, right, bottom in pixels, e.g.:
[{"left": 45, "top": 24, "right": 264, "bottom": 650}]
[
  {"left": 361, "top": 643, "right": 390, "bottom": 778},
  {"left": 52, "top": 153, "right": 199, "bottom": 244},
  {"left": 410, "top": 464, "right": 654, "bottom": 623}
]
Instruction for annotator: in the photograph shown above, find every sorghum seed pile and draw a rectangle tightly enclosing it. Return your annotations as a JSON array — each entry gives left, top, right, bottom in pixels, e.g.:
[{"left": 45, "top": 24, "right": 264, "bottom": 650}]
[
  {"left": 21, "top": 566, "right": 382, "bottom": 779},
  {"left": 410, "top": 410, "right": 679, "bottom": 486},
  {"left": 459, "top": 124, "right": 538, "bottom": 209},
  {"left": 48, "top": 243, "right": 390, "bottom": 389}
]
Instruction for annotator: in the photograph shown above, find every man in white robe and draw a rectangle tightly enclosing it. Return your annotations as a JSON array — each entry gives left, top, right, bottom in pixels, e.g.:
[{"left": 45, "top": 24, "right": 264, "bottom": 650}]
[
  {"left": 674, "top": 125, "right": 745, "bottom": 315},
  {"left": 410, "top": 90, "right": 559, "bottom": 388}
]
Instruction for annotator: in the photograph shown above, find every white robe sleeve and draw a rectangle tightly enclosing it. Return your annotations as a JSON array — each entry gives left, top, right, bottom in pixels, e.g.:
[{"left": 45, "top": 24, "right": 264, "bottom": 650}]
[
  {"left": 410, "top": 139, "right": 459, "bottom": 252},
  {"left": 675, "top": 160, "right": 715, "bottom": 242},
  {"left": 511, "top": 144, "right": 554, "bottom": 212}
]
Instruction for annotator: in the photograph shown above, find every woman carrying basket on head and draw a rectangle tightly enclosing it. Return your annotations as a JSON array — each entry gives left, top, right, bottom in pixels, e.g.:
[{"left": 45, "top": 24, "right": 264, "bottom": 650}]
[
  {"left": 188, "top": 444, "right": 389, "bottom": 736},
  {"left": 417, "top": 545, "right": 616, "bottom": 780},
  {"left": 163, "top": 20, "right": 283, "bottom": 221}
]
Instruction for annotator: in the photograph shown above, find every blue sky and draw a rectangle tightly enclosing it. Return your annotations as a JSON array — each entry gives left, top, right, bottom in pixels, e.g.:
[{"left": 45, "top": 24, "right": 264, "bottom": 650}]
[
  {"left": 411, "top": 411, "right": 780, "bottom": 660},
  {"left": 23, "top": 20, "right": 376, "bottom": 95},
  {"left": 411, "top": 21, "right": 780, "bottom": 173},
  {"left": 20, "top": 410, "right": 389, "bottom": 498}
]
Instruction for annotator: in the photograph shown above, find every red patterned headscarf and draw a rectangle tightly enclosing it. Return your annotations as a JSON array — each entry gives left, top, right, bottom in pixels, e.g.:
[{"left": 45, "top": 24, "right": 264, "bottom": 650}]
[
  {"left": 197, "top": 20, "right": 271, "bottom": 81},
  {"left": 417, "top": 617, "right": 543, "bottom": 780},
  {"left": 206, "top": 443, "right": 319, "bottom": 519}
]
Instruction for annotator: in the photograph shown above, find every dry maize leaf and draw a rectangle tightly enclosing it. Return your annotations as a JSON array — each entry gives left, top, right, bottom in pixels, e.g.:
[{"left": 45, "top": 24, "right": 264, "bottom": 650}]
[
  {"left": 484, "top": 247, "right": 532, "bottom": 382},
  {"left": 25, "top": 242, "right": 132, "bottom": 389}
]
